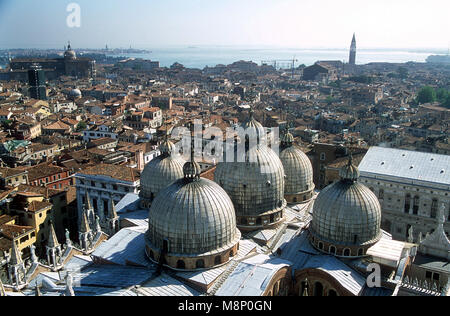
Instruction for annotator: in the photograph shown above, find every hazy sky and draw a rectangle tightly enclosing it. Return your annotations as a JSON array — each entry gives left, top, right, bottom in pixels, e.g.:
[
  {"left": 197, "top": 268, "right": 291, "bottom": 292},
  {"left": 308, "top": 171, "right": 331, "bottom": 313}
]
[{"left": 0, "top": 0, "right": 449, "bottom": 49}]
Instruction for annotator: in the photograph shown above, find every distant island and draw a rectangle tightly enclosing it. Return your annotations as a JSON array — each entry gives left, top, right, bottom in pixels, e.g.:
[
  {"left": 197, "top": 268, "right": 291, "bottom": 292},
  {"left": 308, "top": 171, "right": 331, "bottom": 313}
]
[{"left": 426, "top": 54, "right": 450, "bottom": 64}]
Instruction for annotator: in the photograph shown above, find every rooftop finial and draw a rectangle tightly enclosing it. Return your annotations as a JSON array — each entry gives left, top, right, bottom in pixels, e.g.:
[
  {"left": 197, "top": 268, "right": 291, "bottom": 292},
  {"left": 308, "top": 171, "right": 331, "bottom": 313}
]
[
  {"left": 249, "top": 107, "right": 254, "bottom": 120},
  {"left": 183, "top": 122, "right": 201, "bottom": 181},
  {"left": 339, "top": 151, "right": 359, "bottom": 182}
]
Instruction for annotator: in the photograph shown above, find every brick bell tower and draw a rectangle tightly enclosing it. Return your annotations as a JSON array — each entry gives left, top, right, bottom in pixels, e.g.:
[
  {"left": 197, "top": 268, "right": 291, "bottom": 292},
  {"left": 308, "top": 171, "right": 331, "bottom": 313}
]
[{"left": 349, "top": 33, "right": 356, "bottom": 65}]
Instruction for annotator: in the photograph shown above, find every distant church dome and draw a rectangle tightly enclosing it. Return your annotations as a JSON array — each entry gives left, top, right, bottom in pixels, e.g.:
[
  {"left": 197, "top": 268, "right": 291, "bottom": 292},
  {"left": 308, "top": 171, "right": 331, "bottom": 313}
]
[
  {"left": 145, "top": 145, "right": 241, "bottom": 271},
  {"left": 64, "top": 42, "right": 77, "bottom": 60},
  {"left": 69, "top": 88, "right": 82, "bottom": 99},
  {"left": 214, "top": 110, "right": 286, "bottom": 231},
  {"left": 310, "top": 155, "right": 382, "bottom": 257},
  {"left": 279, "top": 129, "right": 314, "bottom": 204},
  {"left": 139, "top": 138, "right": 185, "bottom": 208}
]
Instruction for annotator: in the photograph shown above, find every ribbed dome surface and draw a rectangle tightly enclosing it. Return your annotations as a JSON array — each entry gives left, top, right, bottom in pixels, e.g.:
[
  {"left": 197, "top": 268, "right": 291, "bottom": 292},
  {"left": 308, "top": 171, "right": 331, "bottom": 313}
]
[
  {"left": 280, "top": 146, "right": 314, "bottom": 195},
  {"left": 311, "top": 180, "right": 382, "bottom": 246},
  {"left": 147, "top": 178, "right": 241, "bottom": 255},
  {"left": 69, "top": 89, "right": 82, "bottom": 97},
  {"left": 64, "top": 48, "right": 76, "bottom": 60},
  {"left": 241, "top": 110, "right": 266, "bottom": 143},
  {"left": 140, "top": 153, "right": 185, "bottom": 200},
  {"left": 215, "top": 144, "right": 286, "bottom": 217}
]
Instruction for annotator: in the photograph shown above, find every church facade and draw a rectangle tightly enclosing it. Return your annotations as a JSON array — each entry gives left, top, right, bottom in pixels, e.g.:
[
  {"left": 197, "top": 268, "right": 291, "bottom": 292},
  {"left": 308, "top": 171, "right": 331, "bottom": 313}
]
[{"left": 8, "top": 43, "right": 96, "bottom": 81}]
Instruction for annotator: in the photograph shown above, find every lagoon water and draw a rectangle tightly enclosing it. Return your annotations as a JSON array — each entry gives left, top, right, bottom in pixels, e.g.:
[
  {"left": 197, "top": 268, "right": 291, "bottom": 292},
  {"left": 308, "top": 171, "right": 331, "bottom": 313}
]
[{"left": 114, "top": 46, "right": 437, "bottom": 69}]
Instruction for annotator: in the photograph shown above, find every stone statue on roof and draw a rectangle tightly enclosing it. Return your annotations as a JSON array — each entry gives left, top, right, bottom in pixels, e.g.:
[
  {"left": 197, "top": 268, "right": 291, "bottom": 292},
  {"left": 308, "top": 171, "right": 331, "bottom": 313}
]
[{"left": 30, "top": 244, "right": 38, "bottom": 264}]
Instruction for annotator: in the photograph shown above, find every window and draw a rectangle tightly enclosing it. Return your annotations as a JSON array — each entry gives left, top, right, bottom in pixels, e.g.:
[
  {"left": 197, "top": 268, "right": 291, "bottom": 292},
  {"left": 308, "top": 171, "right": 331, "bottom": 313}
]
[
  {"left": 343, "top": 248, "right": 351, "bottom": 257},
  {"left": 431, "top": 199, "right": 438, "bottom": 218},
  {"left": 328, "top": 289, "right": 337, "bottom": 296},
  {"left": 314, "top": 282, "right": 324, "bottom": 297},
  {"left": 176, "top": 260, "right": 185, "bottom": 269},
  {"left": 320, "top": 153, "right": 326, "bottom": 161},
  {"left": 214, "top": 256, "right": 222, "bottom": 265},
  {"left": 413, "top": 196, "right": 419, "bottom": 215},
  {"left": 196, "top": 259, "right": 205, "bottom": 269},
  {"left": 329, "top": 246, "right": 336, "bottom": 255},
  {"left": 378, "top": 189, "right": 384, "bottom": 200},
  {"left": 404, "top": 194, "right": 411, "bottom": 213}
]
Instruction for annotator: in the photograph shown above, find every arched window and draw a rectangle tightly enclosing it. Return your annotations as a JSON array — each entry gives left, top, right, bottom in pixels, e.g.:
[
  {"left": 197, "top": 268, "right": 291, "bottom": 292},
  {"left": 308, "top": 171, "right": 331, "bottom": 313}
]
[
  {"left": 318, "top": 242, "right": 324, "bottom": 250},
  {"left": 404, "top": 194, "right": 411, "bottom": 213},
  {"left": 314, "top": 282, "right": 324, "bottom": 296},
  {"left": 214, "top": 256, "right": 222, "bottom": 265},
  {"left": 413, "top": 196, "right": 419, "bottom": 215},
  {"left": 163, "top": 239, "right": 169, "bottom": 253},
  {"left": 358, "top": 248, "right": 364, "bottom": 256},
  {"left": 196, "top": 259, "right": 205, "bottom": 269},
  {"left": 343, "top": 248, "right": 351, "bottom": 257},
  {"left": 176, "top": 260, "right": 185, "bottom": 269},
  {"left": 329, "top": 246, "right": 336, "bottom": 255},
  {"left": 328, "top": 289, "right": 337, "bottom": 296},
  {"left": 431, "top": 199, "right": 438, "bottom": 218}
]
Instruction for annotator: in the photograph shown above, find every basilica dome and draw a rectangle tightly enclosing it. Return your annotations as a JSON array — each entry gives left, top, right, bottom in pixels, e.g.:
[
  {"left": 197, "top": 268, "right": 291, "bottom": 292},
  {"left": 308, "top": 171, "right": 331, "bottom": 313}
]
[
  {"left": 69, "top": 88, "right": 82, "bottom": 99},
  {"left": 145, "top": 151, "right": 241, "bottom": 271},
  {"left": 309, "top": 156, "right": 382, "bottom": 257},
  {"left": 214, "top": 110, "right": 286, "bottom": 231},
  {"left": 64, "top": 43, "right": 77, "bottom": 60},
  {"left": 279, "top": 130, "right": 314, "bottom": 204},
  {"left": 139, "top": 139, "right": 185, "bottom": 207}
]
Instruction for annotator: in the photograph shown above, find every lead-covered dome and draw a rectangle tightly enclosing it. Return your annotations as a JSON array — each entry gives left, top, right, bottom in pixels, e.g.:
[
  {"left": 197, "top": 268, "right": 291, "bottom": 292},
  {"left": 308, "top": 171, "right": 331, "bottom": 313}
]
[
  {"left": 310, "top": 156, "right": 382, "bottom": 257},
  {"left": 139, "top": 139, "right": 185, "bottom": 207},
  {"left": 215, "top": 110, "right": 286, "bottom": 231},
  {"left": 145, "top": 151, "right": 241, "bottom": 271},
  {"left": 64, "top": 43, "right": 77, "bottom": 60},
  {"left": 69, "top": 88, "right": 82, "bottom": 99},
  {"left": 279, "top": 129, "right": 314, "bottom": 204}
]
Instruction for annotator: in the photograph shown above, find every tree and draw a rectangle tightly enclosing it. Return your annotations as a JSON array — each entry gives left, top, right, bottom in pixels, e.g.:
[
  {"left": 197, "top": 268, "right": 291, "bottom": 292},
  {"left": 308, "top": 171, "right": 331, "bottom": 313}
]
[
  {"left": 436, "top": 88, "right": 448, "bottom": 103},
  {"left": 76, "top": 121, "right": 87, "bottom": 132},
  {"left": 443, "top": 94, "right": 450, "bottom": 109},
  {"left": 416, "top": 86, "right": 436, "bottom": 104}
]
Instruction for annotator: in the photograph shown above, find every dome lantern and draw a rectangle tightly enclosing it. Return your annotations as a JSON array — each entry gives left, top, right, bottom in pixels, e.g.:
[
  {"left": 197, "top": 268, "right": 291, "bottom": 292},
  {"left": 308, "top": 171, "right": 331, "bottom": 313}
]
[
  {"left": 339, "top": 154, "right": 360, "bottom": 182},
  {"left": 183, "top": 129, "right": 201, "bottom": 181}
]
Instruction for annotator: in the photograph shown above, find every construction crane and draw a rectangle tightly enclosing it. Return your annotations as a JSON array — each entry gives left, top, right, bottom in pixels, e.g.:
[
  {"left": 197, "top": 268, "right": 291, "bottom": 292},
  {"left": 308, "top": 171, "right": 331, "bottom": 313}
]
[{"left": 261, "top": 56, "right": 298, "bottom": 78}]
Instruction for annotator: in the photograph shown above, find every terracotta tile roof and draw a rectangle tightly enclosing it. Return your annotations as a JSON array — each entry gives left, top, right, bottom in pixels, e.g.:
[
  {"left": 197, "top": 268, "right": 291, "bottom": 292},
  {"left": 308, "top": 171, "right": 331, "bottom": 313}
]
[
  {"left": 0, "top": 167, "right": 27, "bottom": 178},
  {"left": 0, "top": 224, "right": 35, "bottom": 239},
  {"left": 42, "top": 121, "right": 71, "bottom": 131},
  {"left": 27, "top": 200, "right": 52, "bottom": 213},
  {"left": 200, "top": 166, "right": 216, "bottom": 181},
  {"left": 0, "top": 215, "right": 15, "bottom": 226},
  {"left": 17, "top": 184, "right": 64, "bottom": 198},
  {"left": 78, "top": 163, "right": 140, "bottom": 183},
  {"left": 24, "top": 163, "right": 68, "bottom": 181}
]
